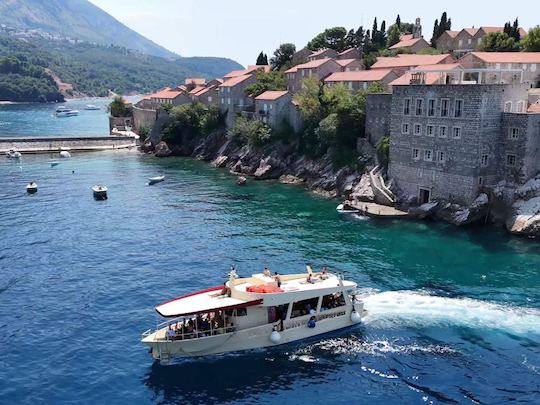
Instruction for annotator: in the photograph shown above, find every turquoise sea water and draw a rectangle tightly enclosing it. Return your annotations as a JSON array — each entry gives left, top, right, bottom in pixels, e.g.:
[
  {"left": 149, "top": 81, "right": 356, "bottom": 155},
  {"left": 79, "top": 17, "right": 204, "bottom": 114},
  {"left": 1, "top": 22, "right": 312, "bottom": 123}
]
[{"left": 0, "top": 111, "right": 539, "bottom": 404}]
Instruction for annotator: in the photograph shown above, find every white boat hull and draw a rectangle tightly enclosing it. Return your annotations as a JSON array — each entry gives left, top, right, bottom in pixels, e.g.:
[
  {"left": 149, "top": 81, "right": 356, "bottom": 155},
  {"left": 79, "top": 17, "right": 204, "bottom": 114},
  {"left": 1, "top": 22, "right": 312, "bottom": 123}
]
[{"left": 142, "top": 304, "right": 364, "bottom": 359}]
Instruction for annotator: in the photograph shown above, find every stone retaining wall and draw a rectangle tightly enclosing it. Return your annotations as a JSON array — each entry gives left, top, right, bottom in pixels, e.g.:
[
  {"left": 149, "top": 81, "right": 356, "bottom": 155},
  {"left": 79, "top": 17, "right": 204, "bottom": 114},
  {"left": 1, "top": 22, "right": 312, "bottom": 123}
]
[{"left": 0, "top": 136, "right": 137, "bottom": 153}]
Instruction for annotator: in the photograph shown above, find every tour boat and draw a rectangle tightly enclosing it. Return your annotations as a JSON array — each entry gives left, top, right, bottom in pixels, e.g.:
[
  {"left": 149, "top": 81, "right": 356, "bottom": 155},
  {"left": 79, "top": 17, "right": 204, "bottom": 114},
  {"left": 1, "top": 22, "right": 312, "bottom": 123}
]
[
  {"left": 5, "top": 149, "right": 22, "bottom": 159},
  {"left": 55, "top": 106, "right": 79, "bottom": 117},
  {"left": 148, "top": 175, "right": 165, "bottom": 185},
  {"left": 26, "top": 182, "right": 38, "bottom": 194},
  {"left": 84, "top": 104, "right": 101, "bottom": 111},
  {"left": 92, "top": 185, "right": 108, "bottom": 200},
  {"left": 141, "top": 267, "right": 364, "bottom": 360}
]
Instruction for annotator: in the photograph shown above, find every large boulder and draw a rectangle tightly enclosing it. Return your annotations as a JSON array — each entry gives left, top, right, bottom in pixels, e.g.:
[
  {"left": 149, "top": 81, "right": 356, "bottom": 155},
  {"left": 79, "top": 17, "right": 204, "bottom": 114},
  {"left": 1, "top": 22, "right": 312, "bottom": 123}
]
[
  {"left": 279, "top": 175, "right": 304, "bottom": 185},
  {"left": 154, "top": 141, "right": 172, "bottom": 157},
  {"left": 254, "top": 157, "right": 285, "bottom": 180},
  {"left": 212, "top": 155, "right": 229, "bottom": 168},
  {"left": 506, "top": 196, "right": 540, "bottom": 237},
  {"left": 409, "top": 202, "right": 439, "bottom": 219},
  {"left": 435, "top": 194, "right": 489, "bottom": 226},
  {"left": 350, "top": 174, "right": 375, "bottom": 202}
]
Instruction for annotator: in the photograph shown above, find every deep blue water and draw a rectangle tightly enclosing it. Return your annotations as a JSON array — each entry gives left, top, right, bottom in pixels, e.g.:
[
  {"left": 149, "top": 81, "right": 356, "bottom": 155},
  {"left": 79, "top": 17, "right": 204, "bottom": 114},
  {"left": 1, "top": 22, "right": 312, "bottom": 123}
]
[{"left": 0, "top": 151, "right": 539, "bottom": 404}]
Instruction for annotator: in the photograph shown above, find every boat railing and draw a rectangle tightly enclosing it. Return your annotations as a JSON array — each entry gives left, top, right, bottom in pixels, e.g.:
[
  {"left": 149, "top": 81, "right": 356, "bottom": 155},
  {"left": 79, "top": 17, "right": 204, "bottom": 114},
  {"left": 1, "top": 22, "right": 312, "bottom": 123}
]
[{"left": 150, "top": 314, "right": 236, "bottom": 341}]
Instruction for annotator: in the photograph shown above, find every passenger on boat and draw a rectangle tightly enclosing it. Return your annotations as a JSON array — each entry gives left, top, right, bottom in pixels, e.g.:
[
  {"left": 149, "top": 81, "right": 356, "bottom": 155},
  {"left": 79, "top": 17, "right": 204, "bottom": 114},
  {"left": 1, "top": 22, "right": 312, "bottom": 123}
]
[
  {"left": 320, "top": 266, "right": 329, "bottom": 280},
  {"left": 307, "top": 274, "right": 315, "bottom": 284},
  {"left": 219, "top": 282, "right": 232, "bottom": 297},
  {"left": 166, "top": 324, "right": 176, "bottom": 340},
  {"left": 274, "top": 272, "right": 282, "bottom": 288},
  {"left": 308, "top": 316, "right": 316, "bottom": 328},
  {"left": 263, "top": 267, "right": 271, "bottom": 277}
]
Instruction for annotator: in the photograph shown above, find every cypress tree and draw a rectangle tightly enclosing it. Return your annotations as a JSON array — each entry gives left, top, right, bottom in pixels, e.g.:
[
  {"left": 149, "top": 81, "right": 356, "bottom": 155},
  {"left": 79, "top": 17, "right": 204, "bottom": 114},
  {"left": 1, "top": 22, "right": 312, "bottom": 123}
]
[
  {"left": 431, "top": 19, "right": 439, "bottom": 47},
  {"left": 396, "top": 14, "right": 401, "bottom": 30}
]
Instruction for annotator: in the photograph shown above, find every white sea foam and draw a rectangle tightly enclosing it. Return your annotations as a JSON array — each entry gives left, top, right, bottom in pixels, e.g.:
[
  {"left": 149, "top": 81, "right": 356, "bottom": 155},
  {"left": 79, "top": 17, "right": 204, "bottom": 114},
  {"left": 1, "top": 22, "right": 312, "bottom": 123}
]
[{"left": 361, "top": 290, "right": 540, "bottom": 336}]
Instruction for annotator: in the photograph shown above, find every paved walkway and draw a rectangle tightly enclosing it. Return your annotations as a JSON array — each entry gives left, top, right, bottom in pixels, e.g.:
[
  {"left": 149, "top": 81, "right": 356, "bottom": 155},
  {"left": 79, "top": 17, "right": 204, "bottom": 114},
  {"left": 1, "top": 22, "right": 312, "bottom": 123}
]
[{"left": 351, "top": 202, "right": 409, "bottom": 218}]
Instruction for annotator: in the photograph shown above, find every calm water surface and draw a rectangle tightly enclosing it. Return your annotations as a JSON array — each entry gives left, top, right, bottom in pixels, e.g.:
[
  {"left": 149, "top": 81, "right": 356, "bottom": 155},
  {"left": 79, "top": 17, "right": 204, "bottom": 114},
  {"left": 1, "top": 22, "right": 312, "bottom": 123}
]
[{"left": 0, "top": 118, "right": 539, "bottom": 404}]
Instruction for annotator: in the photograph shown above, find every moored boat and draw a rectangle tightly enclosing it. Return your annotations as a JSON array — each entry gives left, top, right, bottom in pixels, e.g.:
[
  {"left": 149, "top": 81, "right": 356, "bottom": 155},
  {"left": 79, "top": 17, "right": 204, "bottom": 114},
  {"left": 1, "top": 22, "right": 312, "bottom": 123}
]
[
  {"left": 26, "top": 182, "right": 38, "bottom": 194},
  {"left": 148, "top": 175, "right": 165, "bottom": 185},
  {"left": 55, "top": 106, "right": 79, "bottom": 117},
  {"left": 84, "top": 104, "right": 101, "bottom": 111},
  {"left": 59, "top": 150, "right": 71, "bottom": 159},
  {"left": 92, "top": 185, "right": 108, "bottom": 200},
  {"left": 336, "top": 203, "right": 360, "bottom": 214},
  {"left": 6, "top": 149, "right": 22, "bottom": 159},
  {"left": 141, "top": 267, "right": 364, "bottom": 360}
]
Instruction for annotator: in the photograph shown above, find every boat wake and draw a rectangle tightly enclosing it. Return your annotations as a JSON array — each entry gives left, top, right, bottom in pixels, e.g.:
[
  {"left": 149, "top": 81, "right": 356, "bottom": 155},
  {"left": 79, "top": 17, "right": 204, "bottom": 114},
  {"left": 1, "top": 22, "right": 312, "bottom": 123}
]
[{"left": 361, "top": 290, "right": 540, "bottom": 337}]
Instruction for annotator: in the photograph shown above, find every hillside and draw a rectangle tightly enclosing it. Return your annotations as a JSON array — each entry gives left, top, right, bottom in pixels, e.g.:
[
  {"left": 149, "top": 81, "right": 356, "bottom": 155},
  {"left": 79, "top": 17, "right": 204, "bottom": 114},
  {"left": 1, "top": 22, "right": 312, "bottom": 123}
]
[
  {"left": 0, "top": 35, "right": 242, "bottom": 102},
  {"left": 0, "top": 0, "right": 174, "bottom": 58}
]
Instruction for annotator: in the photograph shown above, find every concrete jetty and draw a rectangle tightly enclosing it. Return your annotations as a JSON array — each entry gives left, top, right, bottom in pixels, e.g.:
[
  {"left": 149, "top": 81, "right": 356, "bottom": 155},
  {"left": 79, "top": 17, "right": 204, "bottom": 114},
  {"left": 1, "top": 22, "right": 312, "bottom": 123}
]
[
  {"left": 351, "top": 202, "right": 409, "bottom": 218},
  {"left": 0, "top": 134, "right": 138, "bottom": 154}
]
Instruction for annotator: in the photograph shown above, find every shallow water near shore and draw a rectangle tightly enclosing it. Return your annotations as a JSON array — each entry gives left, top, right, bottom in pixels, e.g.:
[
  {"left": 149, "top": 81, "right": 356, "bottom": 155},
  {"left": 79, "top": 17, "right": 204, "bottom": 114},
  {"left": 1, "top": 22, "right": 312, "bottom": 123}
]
[{"left": 0, "top": 151, "right": 539, "bottom": 404}]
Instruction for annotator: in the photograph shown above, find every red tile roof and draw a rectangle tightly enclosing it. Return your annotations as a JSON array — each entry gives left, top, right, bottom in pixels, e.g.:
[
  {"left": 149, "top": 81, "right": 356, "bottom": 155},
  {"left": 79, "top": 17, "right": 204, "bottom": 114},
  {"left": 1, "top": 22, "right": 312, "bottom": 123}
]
[
  {"left": 150, "top": 87, "right": 184, "bottom": 99},
  {"left": 219, "top": 75, "right": 253, "bottom": 88},
  {"left": 188, "top": 85, "right": 206, "bottom": 96},
  {"left": 338, "top": 48, "right": 359, "bottom": 56},
  {"left": 468, "top": 52, "right": 540, "bottom": 64},
  {"left": 309, "top": 48, "right": 337, "bottom": 58},
  {"left": 462, "top": 28, "right": 479, "bottom": 36},
  {"left": 372, "top": 54, "right": 454, "bottom": 69},
  {"left": 325, "top": 69, "right": 394, "bottom": 82},
  {"left": 390, "top": 63, "right": 462, "bottom": 86},
  {"left": 285, "top": 58, "right": 339, "bottom": 73},
  {"left": 224, "top": 65, "right": 269, "bottom": 79},
  {"left": 400, "top": 34, "right": 414, "bottom": 41},
  {"left": 443, "top": 30, "right": 460, "bottom": 38},
  {"left": 255, "top": 90, "right": 290, "bottom": 101},
  {"left": 478, "top": 26, "right": 527, "bottom": 37},
  {"left": 185, "top": 78, "right": 206, "bottom": 85},
  {"left": 336, "top": 58, "right": 358, "bottom": 67},
  {"left": 528, "top": 102, "right": 540, "bottom": 113},
  {"left": 193, "top": 86, "right": 217, "bottom": 97},
  {"left": 389, "top": 37, "right": 424, "bottom": 50}
]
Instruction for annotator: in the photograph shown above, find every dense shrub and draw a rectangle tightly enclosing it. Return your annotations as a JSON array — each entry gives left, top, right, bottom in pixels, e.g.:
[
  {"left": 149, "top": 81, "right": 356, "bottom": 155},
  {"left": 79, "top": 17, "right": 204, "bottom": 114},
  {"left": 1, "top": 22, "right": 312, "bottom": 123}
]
[
  {"left": 162, "top": 103, "right": 223, "bottom": 144},
  {"left": 229, "top": 116, "right": 273, "bottom": 147}
]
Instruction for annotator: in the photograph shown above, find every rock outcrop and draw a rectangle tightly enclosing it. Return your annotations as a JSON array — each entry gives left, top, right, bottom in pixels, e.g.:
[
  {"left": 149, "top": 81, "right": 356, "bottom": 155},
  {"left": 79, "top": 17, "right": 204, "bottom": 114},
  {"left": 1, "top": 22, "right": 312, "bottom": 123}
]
[{"left": 154, "top": 141, "right": 172, "bottom": 157}]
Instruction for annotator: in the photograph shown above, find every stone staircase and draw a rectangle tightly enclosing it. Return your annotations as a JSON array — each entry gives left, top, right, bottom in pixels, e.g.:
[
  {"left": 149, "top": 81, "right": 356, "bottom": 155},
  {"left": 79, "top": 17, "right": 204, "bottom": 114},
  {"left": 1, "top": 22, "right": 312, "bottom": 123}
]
[{"left": 369, "top": 166, "right": 397, "bottom": 206}]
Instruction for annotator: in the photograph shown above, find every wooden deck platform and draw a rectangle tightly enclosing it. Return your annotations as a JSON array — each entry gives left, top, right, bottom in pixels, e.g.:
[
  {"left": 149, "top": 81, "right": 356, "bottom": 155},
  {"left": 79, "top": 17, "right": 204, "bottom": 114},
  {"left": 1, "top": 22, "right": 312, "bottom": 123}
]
[{"left": 351, "top": 202, "right": 409, "bottom": 218}]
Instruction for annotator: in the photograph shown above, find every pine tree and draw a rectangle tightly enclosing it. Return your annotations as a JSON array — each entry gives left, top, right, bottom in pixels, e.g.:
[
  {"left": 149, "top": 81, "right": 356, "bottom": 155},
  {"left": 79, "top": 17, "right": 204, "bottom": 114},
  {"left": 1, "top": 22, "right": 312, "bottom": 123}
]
[
  {"left": 379, "top": 21, "right": 387, "bottom": 47},
  {"left": 256, "top": 51, "right": 268, "bottom": 65}
]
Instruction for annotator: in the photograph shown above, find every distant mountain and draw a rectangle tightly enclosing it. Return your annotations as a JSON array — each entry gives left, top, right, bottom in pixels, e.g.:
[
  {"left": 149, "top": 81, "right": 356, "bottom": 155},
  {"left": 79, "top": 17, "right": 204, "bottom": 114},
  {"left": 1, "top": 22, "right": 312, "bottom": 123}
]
[{"left": 0, "top": 0, "right": 173, "bottom": 58}]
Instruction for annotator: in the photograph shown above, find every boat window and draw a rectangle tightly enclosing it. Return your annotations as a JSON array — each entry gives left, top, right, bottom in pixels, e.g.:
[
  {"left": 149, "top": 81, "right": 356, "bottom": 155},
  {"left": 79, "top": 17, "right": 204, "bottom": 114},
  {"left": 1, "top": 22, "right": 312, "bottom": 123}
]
[
  {"left": 291, "top": 297, "right": 319, "bottom": 318},
  {"left": 268, "top": 304, "right": 289, "bottom": 323},
  {"left": 321, "top": 292, "right": 346, "bottom": 311},
  {"left": 225, "top": 308, "right": 247, "bottom": 317}
]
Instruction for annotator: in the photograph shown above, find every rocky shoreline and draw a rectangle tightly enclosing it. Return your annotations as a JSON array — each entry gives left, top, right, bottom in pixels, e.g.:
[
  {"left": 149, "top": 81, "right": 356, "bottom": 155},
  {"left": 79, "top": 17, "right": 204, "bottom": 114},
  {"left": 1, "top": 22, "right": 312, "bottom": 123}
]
[{"left": 142, "top": 131, "right": 540, "bottom": 239}]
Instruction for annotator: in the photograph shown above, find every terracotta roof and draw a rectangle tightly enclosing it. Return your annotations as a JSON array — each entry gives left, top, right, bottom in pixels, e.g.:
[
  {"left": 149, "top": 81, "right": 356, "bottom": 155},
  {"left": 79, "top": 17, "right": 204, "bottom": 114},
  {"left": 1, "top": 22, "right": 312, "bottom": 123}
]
[
  {"left": 219, "top": 75, "right": 253, "bottom": 88},
  {"left": 390, "top": 63, "right": 462, "bottom": 86},
  {"left": 389, "top": 37, "right": 424, "bottom": 50},
  {"left": 188, "top": 85, "right": 206, "bottom": 96},
  {"left": 310, "top": 48, "right": 336, "bottom": 57},
  {"left": 336, "top": 59, "right": 358, "bottom": 67},
  {"left": 528, "top": 102, "right": 540, "bottom": 113},
  {"left": 255, "top": 90, "right": 290, "bottom": 101},
  {"left": 478, "top": 27, "right": 527, "bottom": 37},
  {"left": 443, "top": 30, "right": 460, "bottom": 38},
  {"left": 338, "top": 48, "right": 359, "bottom": 56},
  {"left": 224, "top": 65, "right": 269, "bottom": 79},
  {"left": 150, "top": 88, "right": 184, "bottom": 99},
  {"left": 462, "top": 28, "right": 479, "bottom": 36},
  {"left": 185, "top": 78, "right": 206, "bottom": 85},
  {"left": 400, "top": 34, "right": 414, "bottom": 41},
  {"left": 372, "top": 54, "right": 454, "bottom": 69},
  {"left": 285, "top": 58, "right": 339, "bottom": 73},
  {"left": 324, "top": 69, "right": 394, "bottom": 82},
  {"left": 193, "top": 86, "right": 217, "bottom": 97},
  {"left": 467, "top": 52, "right": 540, "bottom": 64}
]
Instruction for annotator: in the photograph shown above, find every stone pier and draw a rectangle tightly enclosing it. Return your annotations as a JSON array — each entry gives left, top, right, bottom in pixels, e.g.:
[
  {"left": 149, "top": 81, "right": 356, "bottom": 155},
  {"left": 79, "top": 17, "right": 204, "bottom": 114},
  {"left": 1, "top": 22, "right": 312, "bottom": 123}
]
[{"left": 0, "top": 135, "right": 138, "bottom": 154}]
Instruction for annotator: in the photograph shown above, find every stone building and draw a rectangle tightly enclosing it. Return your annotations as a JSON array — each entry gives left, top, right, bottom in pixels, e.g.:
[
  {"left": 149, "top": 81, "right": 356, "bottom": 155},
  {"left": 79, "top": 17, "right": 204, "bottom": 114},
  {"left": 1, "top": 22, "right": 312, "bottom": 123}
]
[
  {"left": 336, "top": 59, "right": 364, "bottom": 72},
  {"left": 389, "top": 18, "right": 431, "bottom": 53},
  {"left": 338, "top": 48, "right": 361, "bottom": 60},
  {"left": 436, "top": 27, "right": 527, "bottom": 56},
  {"left": 192, "top": 85, "right": 219, "bottom": 106},
  {"left": 254, "top": 91, "right": 292, "bottom": 129},
  {"left": 386, "top": 69, "right": 532, "bottom": 205},
  {"left": 218, "top": 74, "right": 257, "bottom": 126},
  {"left": 285, "top": 58, "right": 341, "bottom": 93},
  {"left": 365, "top": 93, "right": 392, "bottom": 148},
  {"left": 324, "top": 69, "right": 398, "bottom": 90},
  {"left": 308, "top": 48, "right": 339, "bottom": 61},
  {"left": 371, "top": 54, "right": 455, "bottom": 77}
]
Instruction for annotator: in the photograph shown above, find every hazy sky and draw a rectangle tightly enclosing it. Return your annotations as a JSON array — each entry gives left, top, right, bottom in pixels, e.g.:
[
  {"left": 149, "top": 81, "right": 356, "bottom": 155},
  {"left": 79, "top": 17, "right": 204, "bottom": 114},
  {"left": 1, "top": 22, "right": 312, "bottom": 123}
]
[{"left": 89, "top": 0, "right": 537, "bottom": 66}]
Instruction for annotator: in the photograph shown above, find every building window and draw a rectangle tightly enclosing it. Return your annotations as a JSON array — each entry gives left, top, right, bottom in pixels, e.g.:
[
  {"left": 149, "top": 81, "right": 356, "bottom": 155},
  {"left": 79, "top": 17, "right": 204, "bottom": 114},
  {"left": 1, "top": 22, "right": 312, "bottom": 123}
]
[
  {"left": 414, "top": 123, "right": 422, "bottom": 135},
  {"left": 509, "top": 128, "right": 519, "bottom": 139},
  {"left": 517, "top": 101, "right": 525, "bottom": 113},
  {"left": 504, "top": 101, "right": 512, "bottom": 112},
  {"left": 506, "top": 154, "right": 516, "bottom": 166},
  {"left": 428, "top": 99, "right": 436, "bottom": 116},
  {"left": 426, "top": 125, "right": 434, "bottom": 136},
  {"left": 208, "top": 96, "right": 212, "bottom": 102},
  {"left": 479, "top": 176, "right": 484, "bottom": 186},
  {"left": 424, "top": 150, "right": 433, "bottom": 162},
  {"left": 402, "top": 123, "right": 410, "bottom": 134},
  {"left": 437, "top": 151, "right": 445, "bottom": 162},
  {"left": 227, "top": 88, "right": 230, "bottom": 93},
  {"left": 415, "top": 99, "right": 423, "bottom": 116},
  {"left": 439, "top": 125, "right": 447, "bottom": 138},
  {"left": 441, "top": 99, "right": 450, "bottom": 117},
  {"left": 452, "top": 127, "right": 462, "bottom": 139},
  {"left": 532, "top": 64, "right": 537, "bottom": 72},
  {"left": 481, "top": 154, "right": 488, "bottom": 166},
  {"left": 403, "top": 98, "right": 411, "bottom": 115},
  {"left": 412, "top": 148, "right": 420, "bottom": 160},
  {"left": 221, "top": 98, "right": 224, "bottom": 105},
  {"left": 227, "top": 98, "right": 231, "bottom": 105},
  {"left": 454, "top": 99, "right": 463, "bottom": 118}
]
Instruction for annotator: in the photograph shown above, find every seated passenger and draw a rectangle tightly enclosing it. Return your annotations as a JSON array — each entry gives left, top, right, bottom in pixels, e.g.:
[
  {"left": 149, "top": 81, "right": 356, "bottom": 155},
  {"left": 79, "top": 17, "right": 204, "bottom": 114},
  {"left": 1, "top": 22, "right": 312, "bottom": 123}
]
[
  {"left": 320, "top": 266, "right": 329, "bottom": 280},
  {"left": 263, "top": 267, "right": 271, "bottom": 277},
  {"left": 307, "top": 316, "right": 316, "bottom": 328},
  {"left": 166, "top": 324, "right": 176, "bottom": 340}
]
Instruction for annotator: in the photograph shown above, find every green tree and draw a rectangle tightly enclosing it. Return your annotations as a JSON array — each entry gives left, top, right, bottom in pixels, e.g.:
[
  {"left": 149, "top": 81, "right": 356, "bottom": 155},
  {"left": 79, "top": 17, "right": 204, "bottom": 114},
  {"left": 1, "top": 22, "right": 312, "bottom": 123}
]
[
  {"left": 387, "top": 24, "right": 401, "bottom": 47},
  {"left": 521, "top": 26, "right": 540, "bottom": 51},
  {"left": 229, "top": 116, "right": 273, "bottom": 147},
  {"left": 293, "top": 76, "right": 323, "bottom": 122},
  {"left": 479, "top": 32, "right": 518, "bottom": 52},
  {"left": 244, "top": 70, "right": 287, "bottom": 98},
  {"left": 307, "top": 27, "right": 348, "bottom": 52},
  {"left": 396, "top": 15, "right": 401, "bottom": 30},
  {"left": 256, "top": 51, "right": 268, "bottom": 65},
  {"left": 270, "top": 43, "right": 296, "bottom": 71},
  {"left": 431, "top": 12, "right": 451, "bottom": 47},
  {"left": 108, "top": 95, "right": 131, "bottom": 117}
]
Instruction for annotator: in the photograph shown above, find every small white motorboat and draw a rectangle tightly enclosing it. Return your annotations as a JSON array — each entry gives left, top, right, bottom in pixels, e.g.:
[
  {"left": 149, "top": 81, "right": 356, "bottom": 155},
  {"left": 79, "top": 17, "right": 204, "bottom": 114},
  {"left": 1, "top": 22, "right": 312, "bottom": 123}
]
[
  {"left": 148, "top": 175, "right": 165, "bottom": 185},
  {"left": 336, "top": 203, "right": 360, "bottom": 214},
  {"left": 6, "top": 149, "right": 22, "bottom": 159},
  {"left": 84, "top": 104, "right": 101, "bottom": 111},
  {"left": 26, "top": 182, "right": 38, "bottom": 194},
  {"left": 55, "top": 106, "right": 79, "bottom": 117},
  {"left": 92, "top": 185, "right": 108, "bottom": 200},
  {"left": 237, "top": 176, "right": 247, "bottom": 186},
  {"left": 59, "top": 150, "right": 71, "bottom": 159}
]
